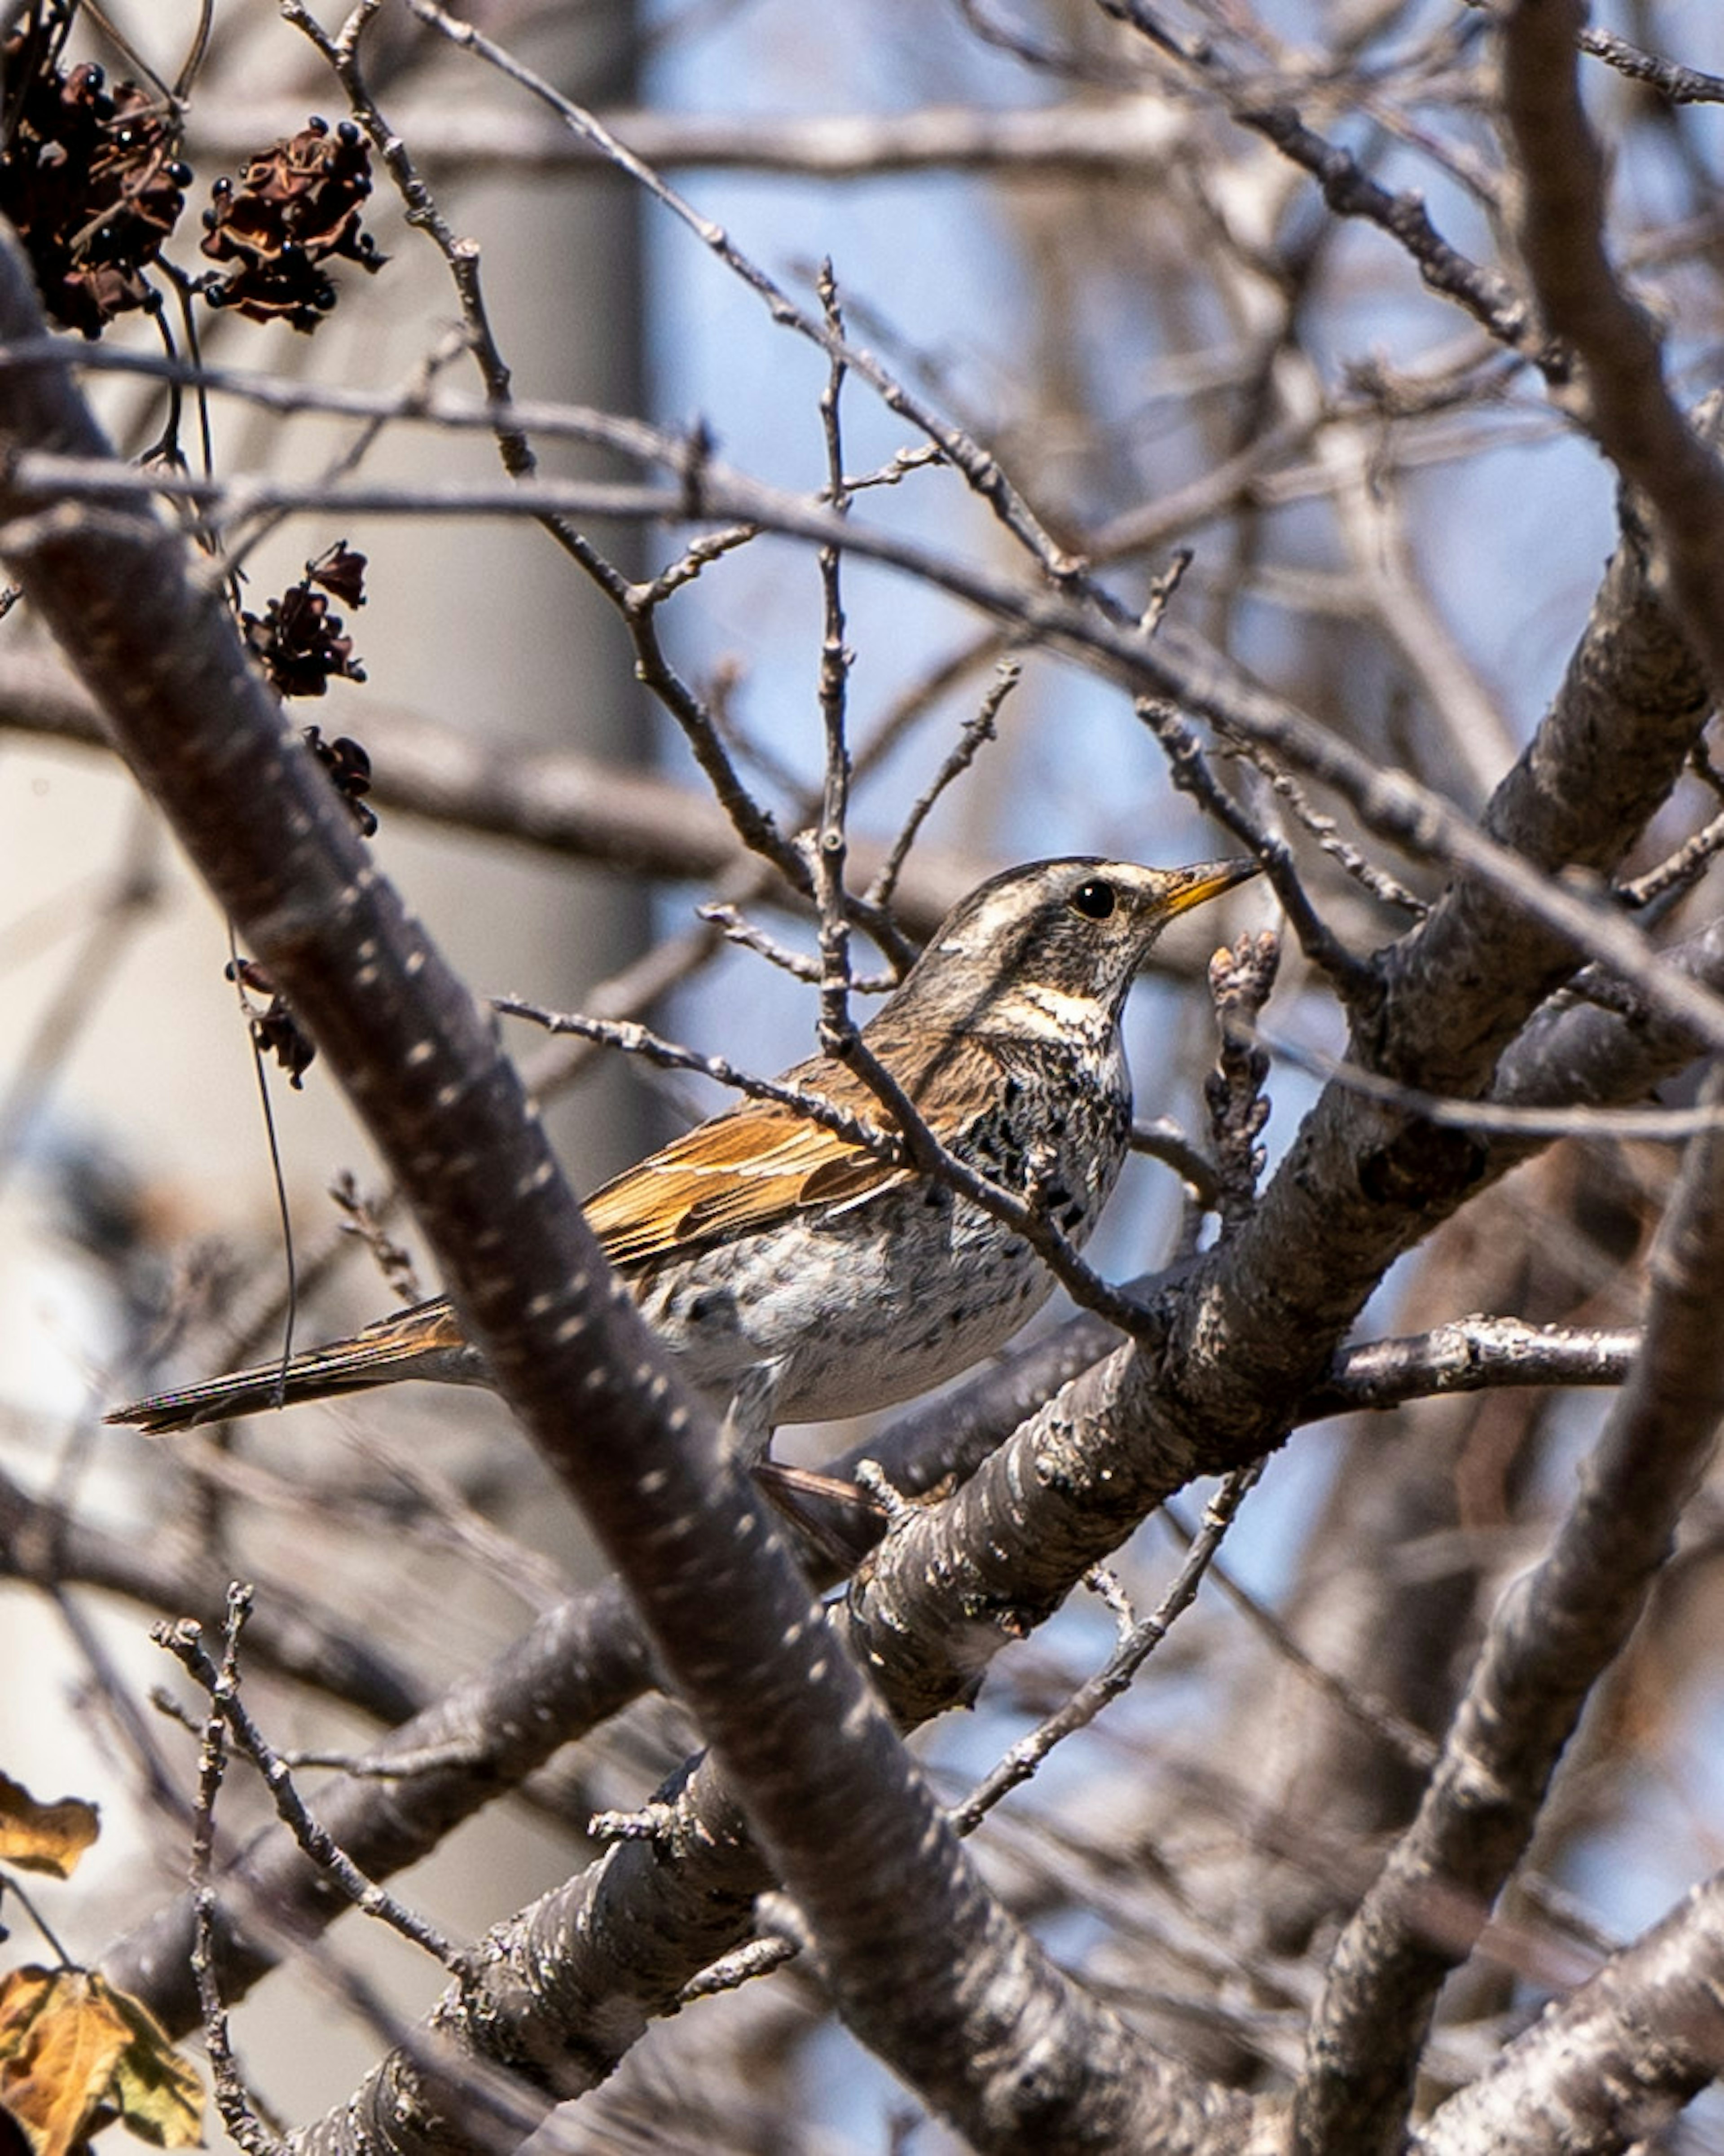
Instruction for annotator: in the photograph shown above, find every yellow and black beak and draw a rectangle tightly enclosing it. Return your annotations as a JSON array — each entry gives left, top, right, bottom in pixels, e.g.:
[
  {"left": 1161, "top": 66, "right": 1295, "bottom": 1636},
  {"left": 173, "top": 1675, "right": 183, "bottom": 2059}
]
[{"left": 1146, "top": 856, "right": 1262, "bottom": 925}]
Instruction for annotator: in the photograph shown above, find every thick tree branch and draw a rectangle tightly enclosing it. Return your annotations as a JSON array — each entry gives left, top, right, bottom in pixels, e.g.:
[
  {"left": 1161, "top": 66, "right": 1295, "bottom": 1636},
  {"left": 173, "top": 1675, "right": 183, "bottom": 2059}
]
[
  {"left": 1299, "top": 1319, "right": 1637, "bottom": 1419},
  {"left": 1416, "top": 1869, "right": 1724, "bottom": 2155},
  {"left": 187, "top": 96, "right": 1196, "bottom": 181},
  {"left": 0, "top": 1462, "right": 426, "bottom": 1724},
  {"left": 1293, "top": 1067, "right": 1724, "bottom": 2153}
]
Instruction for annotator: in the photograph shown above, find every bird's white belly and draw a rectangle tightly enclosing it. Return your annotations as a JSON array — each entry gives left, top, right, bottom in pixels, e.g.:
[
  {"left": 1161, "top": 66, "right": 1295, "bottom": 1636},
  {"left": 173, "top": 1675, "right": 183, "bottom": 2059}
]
[{"left": 632, "top": 1184, "right": 1056, "bottom": 1426}]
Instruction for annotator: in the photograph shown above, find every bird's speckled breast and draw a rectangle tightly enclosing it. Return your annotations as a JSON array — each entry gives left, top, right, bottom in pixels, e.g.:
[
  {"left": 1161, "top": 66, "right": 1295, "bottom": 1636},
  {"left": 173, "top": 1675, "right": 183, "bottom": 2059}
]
[{"left": 630, "top": 1035, "right": 1132, "bottom": 1428}]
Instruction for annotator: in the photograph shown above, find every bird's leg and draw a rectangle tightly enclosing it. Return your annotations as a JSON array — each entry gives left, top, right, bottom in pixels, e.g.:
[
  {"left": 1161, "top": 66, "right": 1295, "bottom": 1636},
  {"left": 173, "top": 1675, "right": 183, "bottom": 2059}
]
[{"left": 712, "top": 1359, "right": 886, "bottom": 1567}]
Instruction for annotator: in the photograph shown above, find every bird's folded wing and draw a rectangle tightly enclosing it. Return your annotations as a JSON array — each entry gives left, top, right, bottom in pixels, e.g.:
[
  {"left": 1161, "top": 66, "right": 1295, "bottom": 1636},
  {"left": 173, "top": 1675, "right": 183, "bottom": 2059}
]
[{"left": 586, "top": 1091, "right": 907, "bottom": 1265}]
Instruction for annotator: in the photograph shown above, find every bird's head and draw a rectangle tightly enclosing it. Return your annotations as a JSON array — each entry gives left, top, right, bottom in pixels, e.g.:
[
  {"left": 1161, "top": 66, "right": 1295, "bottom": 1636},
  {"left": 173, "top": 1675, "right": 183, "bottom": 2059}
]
[{"left": 885, "top": 855, "right": 1262, "bottom": 1038}]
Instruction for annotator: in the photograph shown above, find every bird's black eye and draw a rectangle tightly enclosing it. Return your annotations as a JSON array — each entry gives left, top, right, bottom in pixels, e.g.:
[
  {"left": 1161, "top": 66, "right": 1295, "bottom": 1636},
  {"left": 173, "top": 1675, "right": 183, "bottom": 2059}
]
[{"left": 1069, "top": 877, "right": 1116, "bottom": 920}]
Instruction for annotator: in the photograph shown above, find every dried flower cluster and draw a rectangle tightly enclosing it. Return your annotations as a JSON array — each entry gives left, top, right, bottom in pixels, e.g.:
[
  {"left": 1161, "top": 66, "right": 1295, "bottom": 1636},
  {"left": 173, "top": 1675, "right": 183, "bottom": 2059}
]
[
  {"left": 0, "top": 34, "right": 189, "bottom": 337},
  {"left": 0, "top": 10, "right": 387, "bottom": 341},
  {"left": 226, "top": 958, "right": 317, "bottom": 1089},
  {"left": 200, "top": 117, "right": 385, "bottom": 332},
  {"left": 241, "top": 543, "right": 369, "bottom": 703},
  {"left": 303, "top": 726, "right": 377, "bottom": 840}
]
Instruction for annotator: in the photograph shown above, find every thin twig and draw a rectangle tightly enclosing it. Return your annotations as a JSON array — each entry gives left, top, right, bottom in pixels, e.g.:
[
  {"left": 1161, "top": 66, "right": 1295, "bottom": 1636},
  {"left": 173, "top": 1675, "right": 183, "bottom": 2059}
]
[
  {"left": 1095, "top": 0, "right": 1540, "bottom": 361},
  {"left": 1579, "top": 25, "right": 1724, "bottom": 106},
  {"left": 180, "top": 1586, "right": 283, "bottom": 2156},
  {"left": 408, "top": 0, "right": 1104, "bottom": 592},
  {"left": 493, "top": 997, "right": 909, "bottom": 1155},
  {"left": 1140, "top": 699, "right": 1376, "bottom": 1003},
  {"left": 812, "top": 260, "right": 858, "bottom": 1053},
  {"left": 1258, "top": 1020, "right": 1724, "bottom": 1143},
  {"left": 695, "top": 902, "right": 898, "bottom": 992},
  {"left": 949, "top": 1465, "right": 1262, "bottom": 1834},
  {"left": 1130, "top": 1117, "right": 1221, "bottom": 1206},
  {"left": 1164, "top": 1521, "right": 1438, "bottom": 1774},
  {"left": 158, "top": 1602, "right": 472, "bottom": 1977},
  {"left": 1204, "top": 932, "right": 1280, "bottom": 1240},
  {"left": 1620, "top": 807, "right": 1724, "bottom": 911},
  {"left": 867, "top": 661, "right": 1015, "bottom": 913}
]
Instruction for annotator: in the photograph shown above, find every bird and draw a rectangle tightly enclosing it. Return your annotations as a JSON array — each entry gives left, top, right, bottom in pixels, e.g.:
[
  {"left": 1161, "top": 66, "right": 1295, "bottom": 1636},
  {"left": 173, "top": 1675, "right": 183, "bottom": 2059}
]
[{"left": 106, "top": 856, "right": 1258, "bottom": 1448}]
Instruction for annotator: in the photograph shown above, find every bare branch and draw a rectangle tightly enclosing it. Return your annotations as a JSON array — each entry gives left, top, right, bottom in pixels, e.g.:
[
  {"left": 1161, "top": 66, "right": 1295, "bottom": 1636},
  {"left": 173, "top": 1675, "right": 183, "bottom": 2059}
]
[
  {"left": 185, "top": 96, "right": 1198, "bottom": 181},
  {"left": 158, "top": 1604, "right": 471, "bottom": 1976},
  {"left": 1417, "top": 1868, "right": 1724, "bottom": 2154},
  {"left": 1502, "top": 0, "right": 1724, "bottom": 700},
  {"left": 407, "top": 0, "right": 1096, "bottom": 588},
  {"left": 949, "top": 1465, "right": 1262, "bottom": 1835},
  {"left": 1578, "top": 26, "right": 1724, "bottom": 109},
  {"left": 0, "top": 651, "right": 991, "bottom": 939},
  {"left": 1294, "top": 1063, "right": 1724, "bottom": 2153}
]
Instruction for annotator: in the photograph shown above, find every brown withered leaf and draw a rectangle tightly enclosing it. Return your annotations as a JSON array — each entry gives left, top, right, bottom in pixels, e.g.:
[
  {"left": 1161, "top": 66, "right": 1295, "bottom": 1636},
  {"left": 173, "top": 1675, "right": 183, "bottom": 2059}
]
[
  {"left": 0, "top": 1967, "right": 129, "bottom": 2156},
  {"left": 0, "top": 1971, "right": 202, "bottom": 2156},
  {"left": 98, "top": 1984, "right": 202, "bottom": 2149},
  {"left": 0, "top": 1776, "right": 98, "bottom": 1880}
]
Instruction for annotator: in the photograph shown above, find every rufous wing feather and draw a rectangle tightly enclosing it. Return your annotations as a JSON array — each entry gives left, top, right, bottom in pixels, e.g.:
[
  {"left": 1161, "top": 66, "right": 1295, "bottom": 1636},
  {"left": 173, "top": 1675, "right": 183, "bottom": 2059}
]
[{"left": 584, "top": 1056, "right": 919, "bottom": 1265}]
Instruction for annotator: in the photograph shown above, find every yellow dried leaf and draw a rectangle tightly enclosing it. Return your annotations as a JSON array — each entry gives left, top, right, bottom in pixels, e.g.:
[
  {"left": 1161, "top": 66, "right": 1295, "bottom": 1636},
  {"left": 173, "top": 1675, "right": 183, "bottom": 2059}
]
[
  {"left": 0, "top": 1967, "right": 129, "bottom": 2156},
  {"left": 89, "top": 1981, "right": 202, "bottom": 2149},
  {"left": 0, "top": 1777, "right": 99, "bottom": 1881}
]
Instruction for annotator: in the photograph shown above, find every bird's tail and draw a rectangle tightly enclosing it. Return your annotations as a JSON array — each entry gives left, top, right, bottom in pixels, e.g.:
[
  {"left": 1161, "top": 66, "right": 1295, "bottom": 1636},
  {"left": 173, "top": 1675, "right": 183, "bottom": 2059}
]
[{"left": 105, "top": 1298, "right": 480, "bottom": 1434}]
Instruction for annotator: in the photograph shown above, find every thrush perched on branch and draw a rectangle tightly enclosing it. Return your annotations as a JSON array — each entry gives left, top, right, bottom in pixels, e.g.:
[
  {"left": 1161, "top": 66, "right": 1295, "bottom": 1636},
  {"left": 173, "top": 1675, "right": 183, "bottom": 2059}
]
[{"left": 106, "top": 856, "right": 1258, "bottom": 1450}]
